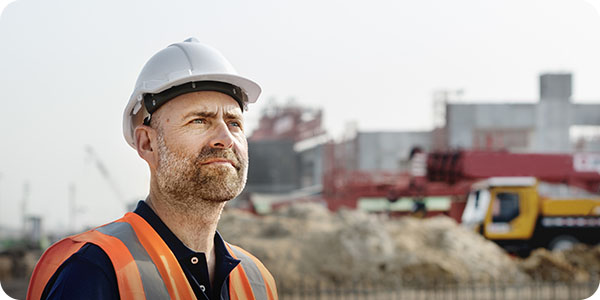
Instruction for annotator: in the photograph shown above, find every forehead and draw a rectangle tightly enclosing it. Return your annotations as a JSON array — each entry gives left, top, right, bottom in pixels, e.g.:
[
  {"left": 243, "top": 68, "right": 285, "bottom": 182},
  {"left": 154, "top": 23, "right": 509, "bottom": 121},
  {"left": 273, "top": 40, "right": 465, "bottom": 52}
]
[{"left": 158, "top": 91, "right": 243, "bottom": 118}]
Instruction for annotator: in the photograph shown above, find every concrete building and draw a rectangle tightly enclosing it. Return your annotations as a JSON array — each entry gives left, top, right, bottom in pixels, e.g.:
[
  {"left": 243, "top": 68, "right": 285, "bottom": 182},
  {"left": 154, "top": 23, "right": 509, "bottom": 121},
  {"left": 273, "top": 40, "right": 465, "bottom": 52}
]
[
  {"left": 295, "top": 138, "right": 327, "bottom": 189},
  {"left": 246, "top": 139, "right": 298, "bottom": 193},
  {"left": 245, "top": 73, "right": 600, "bottom": 196},
  {"left": 446, "top": 73, "right": 600, "bottom": 153},
  {"left": 336, "top": 131, "right": 433, "bottom": 172},
  {"left": 247, "top": 105, "right": 326, "bottom": 193}
]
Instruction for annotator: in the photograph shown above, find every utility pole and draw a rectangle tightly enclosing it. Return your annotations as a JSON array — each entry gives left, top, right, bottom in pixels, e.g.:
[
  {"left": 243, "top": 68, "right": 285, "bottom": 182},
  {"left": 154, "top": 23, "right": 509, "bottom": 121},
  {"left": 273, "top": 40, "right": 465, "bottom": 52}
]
[
  {"left": 432, "top": 89, "right": 464, "bottom": 150},
  {"left": 433, "top": 89, "right": 464, "bottom": 129},
  {"left": 21, "top": 181, "right": 30, "bottom": 238},
  {"left": 69, "top": 183, "right": 76, "bottom": 233}
]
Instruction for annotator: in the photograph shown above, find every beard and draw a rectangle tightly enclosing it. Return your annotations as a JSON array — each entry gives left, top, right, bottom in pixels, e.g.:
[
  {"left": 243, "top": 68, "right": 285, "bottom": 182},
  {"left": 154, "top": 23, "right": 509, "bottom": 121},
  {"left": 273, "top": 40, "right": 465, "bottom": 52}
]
[{"left": 155, "top": 132, "right": 248, "bottom": 204}]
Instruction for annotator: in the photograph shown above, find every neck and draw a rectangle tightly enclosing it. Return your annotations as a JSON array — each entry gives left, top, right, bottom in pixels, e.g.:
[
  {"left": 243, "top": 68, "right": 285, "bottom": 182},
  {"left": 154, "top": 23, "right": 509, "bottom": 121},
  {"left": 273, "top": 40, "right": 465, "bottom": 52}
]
[{"left": 146, "top": 180, "right": 226, "bottom": 253}]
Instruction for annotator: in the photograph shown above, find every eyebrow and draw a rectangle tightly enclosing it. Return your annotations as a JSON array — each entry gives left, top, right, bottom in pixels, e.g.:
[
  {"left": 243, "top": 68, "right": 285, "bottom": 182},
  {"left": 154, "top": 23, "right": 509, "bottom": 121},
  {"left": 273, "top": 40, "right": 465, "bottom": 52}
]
[
  {"left": 181, "top": 111, "right": 243, "bottom": 121},
  {"left": 182, "top": 111, "right": 217, "bottom": 120},
  {"left": 224, "top": 112, "right": 243, "bottom": 120}
]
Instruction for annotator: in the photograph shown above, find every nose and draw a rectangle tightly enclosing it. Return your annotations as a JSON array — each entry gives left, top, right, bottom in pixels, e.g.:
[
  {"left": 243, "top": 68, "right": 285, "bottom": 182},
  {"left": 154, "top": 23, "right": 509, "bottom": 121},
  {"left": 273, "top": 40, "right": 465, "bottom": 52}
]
[{"left": 209, "top": 122, "right": 234, "bottom": 149}]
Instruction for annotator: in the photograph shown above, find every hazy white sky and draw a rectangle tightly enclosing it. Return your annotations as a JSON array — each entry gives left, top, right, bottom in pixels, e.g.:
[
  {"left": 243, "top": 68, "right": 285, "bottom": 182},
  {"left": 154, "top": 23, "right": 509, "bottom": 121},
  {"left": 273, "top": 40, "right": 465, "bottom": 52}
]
[{"left": 1, "top": 0, "right": 600, "bottom": 232}]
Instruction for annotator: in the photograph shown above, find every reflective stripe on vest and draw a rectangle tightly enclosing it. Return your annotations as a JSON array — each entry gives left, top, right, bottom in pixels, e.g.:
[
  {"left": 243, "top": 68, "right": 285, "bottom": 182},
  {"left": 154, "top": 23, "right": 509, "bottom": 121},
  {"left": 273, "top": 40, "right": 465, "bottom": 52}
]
[
  {"left": 96, "top": 222, "right": 170, "bottom": 299},
  {"left": 120, "top": 213, "right": 196, "bottom": 299},
  {"left": 228, "top": 244, "right": 267, "bottom": 299},
  {"left": 27, "top": 229, "right": 147, "bottom": 300},
  {"left": 226, "top": 243, "right": 278, "bottom": 300}
]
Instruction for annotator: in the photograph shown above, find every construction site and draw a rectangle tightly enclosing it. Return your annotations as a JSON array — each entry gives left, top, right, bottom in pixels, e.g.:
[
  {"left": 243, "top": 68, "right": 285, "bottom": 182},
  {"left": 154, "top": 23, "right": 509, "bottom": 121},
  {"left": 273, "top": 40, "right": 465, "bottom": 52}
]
[{"left": 2, "top": 73, "right": 600, "bottom": 299}]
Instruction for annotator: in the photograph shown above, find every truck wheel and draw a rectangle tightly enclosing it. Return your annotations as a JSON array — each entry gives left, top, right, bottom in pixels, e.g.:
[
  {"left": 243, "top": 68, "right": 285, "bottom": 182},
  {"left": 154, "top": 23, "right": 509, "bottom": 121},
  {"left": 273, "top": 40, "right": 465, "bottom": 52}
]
[{"left": 548, "top": 235, "right": 578, "bottom": 252}]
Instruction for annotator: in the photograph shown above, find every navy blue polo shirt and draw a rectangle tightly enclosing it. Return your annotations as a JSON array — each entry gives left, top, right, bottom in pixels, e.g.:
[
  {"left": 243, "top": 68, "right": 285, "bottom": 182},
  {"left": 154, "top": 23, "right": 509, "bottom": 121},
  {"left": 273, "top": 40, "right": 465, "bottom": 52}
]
[{"left": 41, "top": 201, "right": 241, "bottom": 300}]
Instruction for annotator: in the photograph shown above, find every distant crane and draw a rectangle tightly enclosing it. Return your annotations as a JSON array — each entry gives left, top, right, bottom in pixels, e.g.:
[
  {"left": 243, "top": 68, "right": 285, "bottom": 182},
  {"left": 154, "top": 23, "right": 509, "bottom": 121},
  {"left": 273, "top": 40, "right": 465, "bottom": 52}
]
[{"left": 84, "top": 145, "right": 127, "bottom": 207}]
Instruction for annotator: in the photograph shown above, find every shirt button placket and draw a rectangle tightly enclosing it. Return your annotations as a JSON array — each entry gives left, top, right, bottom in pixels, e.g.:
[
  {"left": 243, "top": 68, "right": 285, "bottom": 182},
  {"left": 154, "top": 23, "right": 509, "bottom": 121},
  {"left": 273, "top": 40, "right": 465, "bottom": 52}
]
[{"left": 189, "top": 256, "right": 209, "bottom": 298}]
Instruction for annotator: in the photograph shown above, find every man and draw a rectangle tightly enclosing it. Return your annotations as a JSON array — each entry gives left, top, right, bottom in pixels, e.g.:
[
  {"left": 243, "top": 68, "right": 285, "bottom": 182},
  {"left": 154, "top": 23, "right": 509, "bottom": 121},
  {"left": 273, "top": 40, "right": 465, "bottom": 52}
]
[{"left": 27, "top": 38, "right": 277, "bottom": 300}]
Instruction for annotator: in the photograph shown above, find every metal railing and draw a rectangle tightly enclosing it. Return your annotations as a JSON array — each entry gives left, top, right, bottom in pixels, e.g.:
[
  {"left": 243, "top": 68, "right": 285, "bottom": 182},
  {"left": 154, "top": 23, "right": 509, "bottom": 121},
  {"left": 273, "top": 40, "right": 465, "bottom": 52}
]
[{"left": 278, "top": 279, "right": 600, "bottom": 300}]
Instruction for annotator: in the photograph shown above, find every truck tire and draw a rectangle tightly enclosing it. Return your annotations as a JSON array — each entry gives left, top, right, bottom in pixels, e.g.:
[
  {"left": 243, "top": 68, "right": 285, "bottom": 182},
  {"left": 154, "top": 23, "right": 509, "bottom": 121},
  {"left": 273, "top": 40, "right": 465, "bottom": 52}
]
[{"left": 548, "top": 235, "right": 578, "bottom": 252}]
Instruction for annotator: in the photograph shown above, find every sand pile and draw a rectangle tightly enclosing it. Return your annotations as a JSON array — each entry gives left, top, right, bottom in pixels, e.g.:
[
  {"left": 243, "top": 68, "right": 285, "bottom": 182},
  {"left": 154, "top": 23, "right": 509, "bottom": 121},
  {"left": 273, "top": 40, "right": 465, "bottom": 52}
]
[
  {"left": 0, "top": 255, "right": 13, "bottom": 281},
  {"left": 518, "top": 245, "right": 600, "bottom": 282},
  {"left": 384, "top": 216, "right": 528, "bottom": 284},
  {"left": 562, "top": 244, "right": 600, "bottom": 277},
  {"left": 218, "top": 203, "right": 529, "bottom": 286}
]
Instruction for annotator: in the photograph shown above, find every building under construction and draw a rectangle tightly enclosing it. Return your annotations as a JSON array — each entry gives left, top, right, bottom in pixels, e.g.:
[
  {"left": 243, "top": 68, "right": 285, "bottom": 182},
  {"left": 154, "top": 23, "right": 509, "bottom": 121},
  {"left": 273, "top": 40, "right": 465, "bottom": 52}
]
[
  {"left": 443, "top": 73, "right": 600, "bottom": 153},
  {"left": 244, "top": 72, "right": 600, "bottom": 212}
]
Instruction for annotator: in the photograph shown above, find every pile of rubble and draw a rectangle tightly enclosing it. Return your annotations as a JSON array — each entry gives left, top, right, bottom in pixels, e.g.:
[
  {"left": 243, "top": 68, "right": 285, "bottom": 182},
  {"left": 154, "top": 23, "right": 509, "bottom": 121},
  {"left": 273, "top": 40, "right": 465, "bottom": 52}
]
[
  {"left": 0, "top": 255, "right": 12, "bottom": 281},
  {"left": 518, "top": 244, "right": 600, "bottom": 282},
  {"left": 0, "top": 249, "right": 39, "bottom": 282},
  {"left": 219, "top": 203, "right": 534, "bottom": 287}
]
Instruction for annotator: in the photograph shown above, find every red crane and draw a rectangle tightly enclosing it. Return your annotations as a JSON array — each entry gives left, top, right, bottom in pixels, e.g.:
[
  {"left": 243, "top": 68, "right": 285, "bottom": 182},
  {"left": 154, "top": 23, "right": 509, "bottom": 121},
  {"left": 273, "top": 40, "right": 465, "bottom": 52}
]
[{"left": 322, "top": 149, "right": 600, "bottom": 221}]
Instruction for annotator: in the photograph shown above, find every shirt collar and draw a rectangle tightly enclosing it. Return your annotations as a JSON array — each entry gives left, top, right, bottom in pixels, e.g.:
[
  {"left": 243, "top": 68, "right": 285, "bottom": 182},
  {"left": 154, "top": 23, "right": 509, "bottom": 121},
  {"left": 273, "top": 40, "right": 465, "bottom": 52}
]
[{"left": 132, "top": 200, "right": 239, "bottom": 265}]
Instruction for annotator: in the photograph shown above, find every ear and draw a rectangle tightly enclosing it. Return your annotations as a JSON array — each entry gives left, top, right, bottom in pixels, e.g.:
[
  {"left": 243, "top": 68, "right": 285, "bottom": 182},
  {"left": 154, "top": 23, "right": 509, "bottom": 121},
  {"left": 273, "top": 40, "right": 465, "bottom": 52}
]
[{"left": 135, "top": 125, "right": 159, "bottom": 170}]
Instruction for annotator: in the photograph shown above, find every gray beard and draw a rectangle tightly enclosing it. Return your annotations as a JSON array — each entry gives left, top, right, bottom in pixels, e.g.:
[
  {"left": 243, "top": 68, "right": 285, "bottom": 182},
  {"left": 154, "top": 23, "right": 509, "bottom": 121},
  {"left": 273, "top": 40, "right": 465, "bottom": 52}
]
[{"left": 155, "top": 132, "right": 248, "bottom": 206}]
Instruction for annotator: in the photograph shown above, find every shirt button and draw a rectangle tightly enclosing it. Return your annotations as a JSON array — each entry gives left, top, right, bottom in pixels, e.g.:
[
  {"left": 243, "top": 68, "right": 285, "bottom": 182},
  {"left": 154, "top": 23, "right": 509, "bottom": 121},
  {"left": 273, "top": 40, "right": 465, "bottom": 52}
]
[
  {"left": 200, "top": 285, "right": 206, "bottom": 292},
  {"left": 191, "top": 256, "right": 199, "bottom": 264}
]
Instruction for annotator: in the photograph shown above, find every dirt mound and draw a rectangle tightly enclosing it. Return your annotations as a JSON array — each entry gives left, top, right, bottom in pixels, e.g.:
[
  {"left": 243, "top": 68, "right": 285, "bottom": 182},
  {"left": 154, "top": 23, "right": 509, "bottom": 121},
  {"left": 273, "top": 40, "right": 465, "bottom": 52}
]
[
  {"left": 563, "top": 244, "right": 600, "bottom": 277},
  {"left": 386, "top": 216, "right": 528, "bottom": 284},
  {"left": 218, "top": 203, "right": 530, "bottom": 286},
  {"left": 518, "top": 245, "right": 600, "bottom": 282},
  {"left": 0, "top": 255, "right": 13, "bottom": 281},
  {"left": 518, "top": 248, "right": 590, "bottom": 282}
]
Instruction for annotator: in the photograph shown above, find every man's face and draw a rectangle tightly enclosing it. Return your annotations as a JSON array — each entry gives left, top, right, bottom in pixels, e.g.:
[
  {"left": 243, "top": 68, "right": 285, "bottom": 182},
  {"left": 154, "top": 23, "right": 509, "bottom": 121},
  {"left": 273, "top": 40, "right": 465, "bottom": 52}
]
[{"left": 151, "top": 91, "right": 248, "bottom": 203}]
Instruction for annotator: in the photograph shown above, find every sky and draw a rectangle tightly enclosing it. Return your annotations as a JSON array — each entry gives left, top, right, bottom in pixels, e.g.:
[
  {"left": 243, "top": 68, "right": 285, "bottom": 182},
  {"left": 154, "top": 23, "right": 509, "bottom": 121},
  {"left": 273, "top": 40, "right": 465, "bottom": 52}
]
[{"left": 1, "top": 0, "right": 600, "bottom": 232}]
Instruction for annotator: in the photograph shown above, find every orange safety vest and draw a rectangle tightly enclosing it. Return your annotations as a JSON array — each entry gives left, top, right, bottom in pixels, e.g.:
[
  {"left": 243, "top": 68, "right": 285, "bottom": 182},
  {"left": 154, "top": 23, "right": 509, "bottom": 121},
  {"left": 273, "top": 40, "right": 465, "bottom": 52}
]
[{"left": 26, "top": 212, "right": 277, "bottom": 300}]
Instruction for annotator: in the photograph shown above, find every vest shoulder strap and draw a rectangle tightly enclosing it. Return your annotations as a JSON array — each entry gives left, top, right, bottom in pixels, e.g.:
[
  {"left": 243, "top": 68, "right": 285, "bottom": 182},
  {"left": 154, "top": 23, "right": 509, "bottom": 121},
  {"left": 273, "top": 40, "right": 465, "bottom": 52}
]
[
  {"left": 28, "top": 213, "right": 197, "bottom": 300},
  {"left": 27, "top": 228, "right": 146, "bottom": 300},
  {"left": 225, "top": 243, "right": 278, "bottom": 300},
  {"left": 26, "top": 234, "right": 86, "bottom": 300},
  {"left": 121, "top": 212, "right": 196, "bottom": 300}
]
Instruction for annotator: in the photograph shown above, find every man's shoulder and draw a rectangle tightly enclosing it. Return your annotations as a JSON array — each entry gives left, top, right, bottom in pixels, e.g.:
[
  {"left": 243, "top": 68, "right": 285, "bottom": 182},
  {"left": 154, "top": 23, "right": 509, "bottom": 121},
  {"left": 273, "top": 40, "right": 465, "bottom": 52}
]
[
  {"left": 226, "top": 242, "right": 275, "bottom": 278},
  {"left": 63, "top": 243, "right": 115, "bottom": 274},
  {"left": 227, "top": 243, "right": 263, "bottom": 262},
  {"left": 225, "top": 242, "right": 278, "bottom": 297},
  {"left": 42, "top": 243, "right": 119, "bottom": 300}
]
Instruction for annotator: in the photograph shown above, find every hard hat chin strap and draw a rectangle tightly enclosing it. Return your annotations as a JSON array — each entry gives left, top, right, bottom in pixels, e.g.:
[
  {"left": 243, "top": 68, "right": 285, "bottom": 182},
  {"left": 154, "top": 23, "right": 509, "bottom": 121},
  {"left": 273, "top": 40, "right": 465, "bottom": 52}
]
[{"left": 142, "top": 81, "right": 246, "bottom": 126}]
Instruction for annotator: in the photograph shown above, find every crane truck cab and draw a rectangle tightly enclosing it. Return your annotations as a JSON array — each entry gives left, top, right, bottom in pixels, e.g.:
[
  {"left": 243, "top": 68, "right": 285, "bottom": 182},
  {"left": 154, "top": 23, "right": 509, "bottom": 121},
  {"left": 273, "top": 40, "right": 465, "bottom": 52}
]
[{"left": 461, "top": 177, "right": 600, "bottom": 257}]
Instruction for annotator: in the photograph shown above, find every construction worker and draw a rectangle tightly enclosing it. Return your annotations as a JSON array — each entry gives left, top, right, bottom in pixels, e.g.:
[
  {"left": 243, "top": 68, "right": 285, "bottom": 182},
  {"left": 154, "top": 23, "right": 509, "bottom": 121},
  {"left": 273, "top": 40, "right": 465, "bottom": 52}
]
[{"left": 27, "top": 38, "right": 277, "bottom": 300}]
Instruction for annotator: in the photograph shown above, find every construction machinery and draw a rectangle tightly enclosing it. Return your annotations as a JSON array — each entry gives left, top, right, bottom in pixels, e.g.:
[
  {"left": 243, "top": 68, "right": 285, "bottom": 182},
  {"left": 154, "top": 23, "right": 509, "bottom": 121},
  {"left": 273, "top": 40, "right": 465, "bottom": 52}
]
[
  {"left": 421, "top": 150, "right": 600, "bottom": 219},
  {"left": 322, "top": 149, "right": 600, "bottom": 254},
  {"left": 424, "top": 151, "right": 600, "bottom": 194},
  {"left": 461, "top": 176, "right": 600, "bottom": 256}
]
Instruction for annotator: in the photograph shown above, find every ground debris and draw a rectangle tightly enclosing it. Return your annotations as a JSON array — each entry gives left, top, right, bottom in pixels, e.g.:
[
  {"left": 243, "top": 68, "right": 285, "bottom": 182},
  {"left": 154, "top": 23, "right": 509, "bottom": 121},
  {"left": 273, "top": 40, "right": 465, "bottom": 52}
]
[
  {"left": 219, "top": 203, "right": 531, "bottom": 286},
  {"left": 518, "top": 246, "right": 599, "bottom": 282}
]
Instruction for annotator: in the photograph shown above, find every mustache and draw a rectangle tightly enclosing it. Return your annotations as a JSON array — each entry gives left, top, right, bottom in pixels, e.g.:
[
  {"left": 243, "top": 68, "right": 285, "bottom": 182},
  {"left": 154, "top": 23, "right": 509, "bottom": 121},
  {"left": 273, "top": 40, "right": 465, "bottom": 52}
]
[{"left": 195, "top": 147, "right": 244, "bottom": 169}]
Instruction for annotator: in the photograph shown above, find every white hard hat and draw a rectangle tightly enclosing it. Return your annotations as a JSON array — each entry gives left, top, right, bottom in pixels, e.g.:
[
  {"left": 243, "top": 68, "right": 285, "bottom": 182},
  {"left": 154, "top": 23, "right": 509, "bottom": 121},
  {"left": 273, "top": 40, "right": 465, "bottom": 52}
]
[{"left": 122, "top": 37, "right": 261, "bottom": 149}]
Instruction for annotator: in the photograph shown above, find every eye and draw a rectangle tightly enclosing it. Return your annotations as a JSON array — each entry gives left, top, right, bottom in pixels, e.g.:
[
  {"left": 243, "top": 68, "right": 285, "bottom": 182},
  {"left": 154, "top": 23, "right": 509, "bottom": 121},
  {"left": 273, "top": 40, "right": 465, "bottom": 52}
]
[
  {"left": 229, "top": 121, "right": 241, "bottom": 127},
  {"left": 191, "top": 118, "right": 206, "bottom": 124}
]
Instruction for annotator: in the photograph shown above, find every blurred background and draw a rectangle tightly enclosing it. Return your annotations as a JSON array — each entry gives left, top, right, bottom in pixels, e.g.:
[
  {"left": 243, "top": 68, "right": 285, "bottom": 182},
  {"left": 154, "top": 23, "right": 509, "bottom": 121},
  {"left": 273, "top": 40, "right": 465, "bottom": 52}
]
[{"left": 1, "top": 0, "right": 600, "bottom": 299}]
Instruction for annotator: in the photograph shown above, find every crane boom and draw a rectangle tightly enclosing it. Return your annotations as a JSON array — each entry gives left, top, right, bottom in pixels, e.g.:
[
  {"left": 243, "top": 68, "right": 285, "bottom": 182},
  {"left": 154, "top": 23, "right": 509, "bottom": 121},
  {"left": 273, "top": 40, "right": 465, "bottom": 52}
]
[{"left": 85, "top": 145, "right": 126, "bottom": 205}]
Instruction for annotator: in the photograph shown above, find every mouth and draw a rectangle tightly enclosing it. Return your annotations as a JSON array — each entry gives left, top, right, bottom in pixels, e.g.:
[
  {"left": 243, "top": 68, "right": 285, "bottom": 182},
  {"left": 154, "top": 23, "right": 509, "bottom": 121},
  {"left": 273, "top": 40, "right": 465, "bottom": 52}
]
[{"left": 201, "top": 158, "right": 236, "bottom": 167}]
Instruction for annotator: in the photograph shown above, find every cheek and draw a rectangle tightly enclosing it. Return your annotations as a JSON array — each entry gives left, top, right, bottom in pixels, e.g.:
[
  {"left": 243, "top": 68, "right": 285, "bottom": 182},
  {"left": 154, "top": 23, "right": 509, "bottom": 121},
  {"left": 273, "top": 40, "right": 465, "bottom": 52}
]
[{"left": 234, "top": 137, "right": 248, "bottom": 158}]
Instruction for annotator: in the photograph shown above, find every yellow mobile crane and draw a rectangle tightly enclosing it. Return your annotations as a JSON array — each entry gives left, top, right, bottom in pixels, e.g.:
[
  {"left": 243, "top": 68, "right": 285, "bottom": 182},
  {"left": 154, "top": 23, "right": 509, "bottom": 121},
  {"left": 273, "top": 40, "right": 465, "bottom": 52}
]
[{"left": 461, "top": 177, "right": 600, "bottom": 256}]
